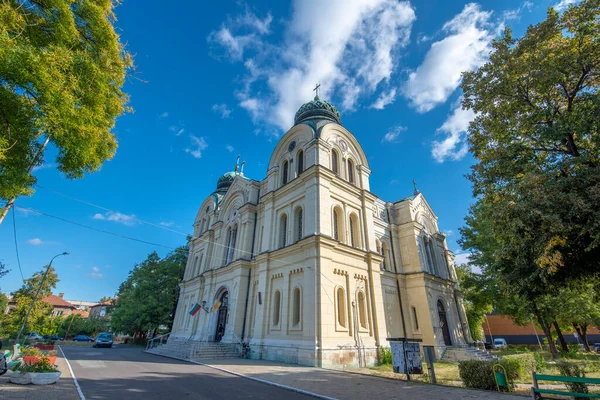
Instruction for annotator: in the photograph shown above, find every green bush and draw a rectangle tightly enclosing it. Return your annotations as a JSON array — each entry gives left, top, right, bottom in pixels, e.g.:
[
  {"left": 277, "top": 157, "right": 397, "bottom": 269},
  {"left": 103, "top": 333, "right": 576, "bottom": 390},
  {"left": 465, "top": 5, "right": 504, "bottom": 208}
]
[
  {"left": 502, "top": 353, "right": 535, "bottom": 377},
  {"left": 556, "top": 362, "right": 589, "bottom": 400},
  {"left": 459, "top": 357, "right": 527, "bottom": 391},
  {"left": 379, "top": 346, "right": 392, "bottom": 365},
  {"left": 533, "top": 352, "right": 547, "bottom": 371}
]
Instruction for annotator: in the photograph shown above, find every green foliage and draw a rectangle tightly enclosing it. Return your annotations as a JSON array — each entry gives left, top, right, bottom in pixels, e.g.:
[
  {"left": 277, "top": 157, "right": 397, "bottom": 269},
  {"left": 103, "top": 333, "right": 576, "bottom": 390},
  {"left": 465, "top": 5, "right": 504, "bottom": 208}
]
[
  {"left": 502, "top": 354, "right": 535, "bottom": 378},
  {"left": 556, "top": 362, "right": 590, "bottom": 399},
  {"left": 1, "top": 266, "right": 58, "bottom": 337},
  {"left": 111, "top": 248, "right": 187, "bottom": 336},
  {"left": 458, "top": 358, "right": 526, "bottom": 391},
  {"left": 379, "top": 347, "right": 392, "bottom": 365},
  {"left": 21, "top": 346, "right": 41, "bottom": 356},
  {"left": 0, "top": 0, "right": 133, "bottom": 211},
  {"left": 456, "top": 264, "right": 493, "bottom": 340},
  {"left": 533, "top": 352, "right": 547, "bottom": 371},
  {"left": 56, "top": 314, "right": 109, "bottom": 339},
  {"left": 17, "top": 357, "right": 57, "bottom": 373}
]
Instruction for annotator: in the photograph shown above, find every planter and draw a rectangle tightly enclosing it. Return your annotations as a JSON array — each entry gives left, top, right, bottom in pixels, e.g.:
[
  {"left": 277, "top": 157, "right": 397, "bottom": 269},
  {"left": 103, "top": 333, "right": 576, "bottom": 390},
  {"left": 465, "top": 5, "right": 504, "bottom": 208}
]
[
  {"left": 23, "top": 356, "right": 57, "bottom": 365},
  {"left": 34, "top": 344, "right": 54, "bottom": 351},
  {"left": 9, "top": 371, "right": 61, "bottom": 385}
]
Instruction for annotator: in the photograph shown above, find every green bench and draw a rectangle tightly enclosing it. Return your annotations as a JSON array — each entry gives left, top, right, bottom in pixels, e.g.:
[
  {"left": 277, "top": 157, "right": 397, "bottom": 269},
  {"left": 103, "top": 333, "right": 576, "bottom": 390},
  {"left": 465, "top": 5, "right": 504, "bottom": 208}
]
[{"left": 531, "top": 372, "right": 600, "bottom": 399}]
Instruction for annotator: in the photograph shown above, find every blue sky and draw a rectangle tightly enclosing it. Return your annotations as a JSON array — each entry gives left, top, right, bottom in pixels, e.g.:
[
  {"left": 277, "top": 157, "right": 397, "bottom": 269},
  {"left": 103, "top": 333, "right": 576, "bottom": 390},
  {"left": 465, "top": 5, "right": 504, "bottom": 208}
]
[{"left": 0, "top": 0, "right": 576, "bottom": 301}]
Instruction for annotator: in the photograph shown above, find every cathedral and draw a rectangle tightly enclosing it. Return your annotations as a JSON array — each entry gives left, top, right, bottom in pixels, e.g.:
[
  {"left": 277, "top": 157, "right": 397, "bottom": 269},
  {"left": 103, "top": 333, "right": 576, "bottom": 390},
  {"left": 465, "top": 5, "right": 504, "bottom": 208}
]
[{"left": 170, "top": 95, "right": 472, "bottom": 368}]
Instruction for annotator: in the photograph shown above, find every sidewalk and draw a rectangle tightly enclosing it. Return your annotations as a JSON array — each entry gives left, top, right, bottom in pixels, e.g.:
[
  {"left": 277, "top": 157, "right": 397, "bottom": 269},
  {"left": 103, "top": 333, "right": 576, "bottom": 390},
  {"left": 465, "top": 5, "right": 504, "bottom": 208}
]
[
  {"left": 193, "top": 358, "right": 526, "bottom": 399},
  {"left": 0, "top": 349, "right": 80, "bottom": 400}
]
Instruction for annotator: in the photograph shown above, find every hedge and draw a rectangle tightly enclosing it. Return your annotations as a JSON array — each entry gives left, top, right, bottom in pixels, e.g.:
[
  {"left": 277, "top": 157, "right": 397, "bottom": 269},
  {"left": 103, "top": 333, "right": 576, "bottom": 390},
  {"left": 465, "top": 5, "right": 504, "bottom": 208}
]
[{"left": 458, "top": 356, "right": 531, "bottom": 391}]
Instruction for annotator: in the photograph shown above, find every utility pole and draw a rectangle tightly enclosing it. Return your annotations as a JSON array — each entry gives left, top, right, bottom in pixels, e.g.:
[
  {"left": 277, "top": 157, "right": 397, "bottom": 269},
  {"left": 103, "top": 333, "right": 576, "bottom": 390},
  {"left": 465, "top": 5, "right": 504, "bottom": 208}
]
[{"left": 15, "top": 252, "right": 69, "bottom": 342}]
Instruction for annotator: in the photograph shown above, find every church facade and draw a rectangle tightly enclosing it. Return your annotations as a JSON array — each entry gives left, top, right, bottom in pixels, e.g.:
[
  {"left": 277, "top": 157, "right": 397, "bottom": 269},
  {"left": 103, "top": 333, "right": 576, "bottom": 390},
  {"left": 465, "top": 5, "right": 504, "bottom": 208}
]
[{"left": 170, "top": 96, "right": 472, "bottom": 368}]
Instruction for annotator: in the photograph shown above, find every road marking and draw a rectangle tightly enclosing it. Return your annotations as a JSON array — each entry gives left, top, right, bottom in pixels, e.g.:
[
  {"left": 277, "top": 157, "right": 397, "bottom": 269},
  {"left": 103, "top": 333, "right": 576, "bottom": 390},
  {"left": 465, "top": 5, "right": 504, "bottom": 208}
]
[
  {"left": 189, "top": 360, "right": 338, "bottom": 400},
  {"left": 58, "top": 345, "right": 86, "bottom": 400}
]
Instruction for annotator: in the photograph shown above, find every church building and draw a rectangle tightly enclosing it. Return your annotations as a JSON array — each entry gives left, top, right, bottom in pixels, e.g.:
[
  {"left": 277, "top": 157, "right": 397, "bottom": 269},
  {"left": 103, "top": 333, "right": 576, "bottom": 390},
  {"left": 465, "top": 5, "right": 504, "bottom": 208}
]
[{"left": 170, "top": 95, "right": 472, "bottom": 368}]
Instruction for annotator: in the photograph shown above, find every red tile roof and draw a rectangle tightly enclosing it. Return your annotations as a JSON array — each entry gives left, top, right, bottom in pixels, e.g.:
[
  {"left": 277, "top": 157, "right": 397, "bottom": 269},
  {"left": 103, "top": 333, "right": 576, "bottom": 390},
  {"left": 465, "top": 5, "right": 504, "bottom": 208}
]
[
  {"left": 72, "top": 309, "right": 89, "bottom": 318},
  {"left": 42, "top": 294, "right": 76, "bottom": 309}
]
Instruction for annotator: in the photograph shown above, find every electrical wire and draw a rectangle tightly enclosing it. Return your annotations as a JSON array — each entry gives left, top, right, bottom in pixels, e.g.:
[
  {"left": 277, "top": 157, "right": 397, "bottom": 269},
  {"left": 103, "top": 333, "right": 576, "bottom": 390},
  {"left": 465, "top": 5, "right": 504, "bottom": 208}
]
[
  {"left": 14, "top": 205, "right": 176, "bottom": 250},
  {"left": 11, "top": 207, "right": 26, "bottom": 282}
]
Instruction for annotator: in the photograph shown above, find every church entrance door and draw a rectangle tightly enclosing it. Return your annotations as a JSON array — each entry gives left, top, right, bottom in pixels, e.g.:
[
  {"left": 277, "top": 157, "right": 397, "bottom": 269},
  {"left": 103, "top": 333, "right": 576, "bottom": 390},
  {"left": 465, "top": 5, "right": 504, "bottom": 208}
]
[
  {"left": 437, "top": 300, "right": 452, "bottom": 346},
  {"left": 214, "top": 291, "right": 229, "bottom": 342}
]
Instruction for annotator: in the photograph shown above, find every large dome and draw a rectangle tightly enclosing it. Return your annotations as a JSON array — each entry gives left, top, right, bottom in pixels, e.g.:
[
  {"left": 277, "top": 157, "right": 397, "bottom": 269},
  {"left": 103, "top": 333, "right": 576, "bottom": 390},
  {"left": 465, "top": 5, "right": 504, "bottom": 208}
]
[
  {"left": 216, "top": 171, "right": 241, "bottom": 193},
  {"left": 294, "top": 96, "right": 341, "bottom": 126}
]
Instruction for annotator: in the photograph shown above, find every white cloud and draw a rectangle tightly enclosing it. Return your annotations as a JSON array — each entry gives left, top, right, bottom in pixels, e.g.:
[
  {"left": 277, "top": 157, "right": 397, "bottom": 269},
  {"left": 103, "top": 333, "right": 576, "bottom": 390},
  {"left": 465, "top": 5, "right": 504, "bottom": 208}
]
[
  {"left": 404, "top": 3, "right": 494, "bottom": 113},
  {"left": 503, "top": 1, "right": 533, "bottom": 21},
  {"left": 159, "top": 221, "right": 175, "bottom": 227},
  {"left": 158, "top": 112, "right": 169, "bottom": 119},
  {"left": 382, "top": 125, "right": 406, "bottom": 143},
  {"left": 454, "top": 252, "right": 472, "bottom": 265},
  {"left": 87, "top": 272, "right": 104, "bottom": 279},
  {"left": 212, "top": 104, "right": 233, "bottom": 119},
  {"left": 431, "top": 100, "right": 475, "bottom": 163},
  {"left": 370, "top": 88, "right": 397, "bottom": 110},
  {"left": 92, "top": 266, "right": 100, "bottom": 273},
  {"left": 208, "top": 11, "right": 273, "bottom": 61},
  {"left": 32, "top": 163, "right": 57, "bottom": 172},
  {"left": 225, "top": 145, "right": 235, "bottom": 153},
  {"left": 27, "top": 238, "right": 58, "bottom": 246},
  {"left": 389, "top": 179, "right": 400, "bottom": 185},
  {"left": 169, "top": 125, "right": 185, "bottom": 136},
  {"left": 185, "top": 135, "right": 208, "bottom": 159},
  {"left": 209, "top": 0, "right": 416, "bottom": 132},
  {"left": 553, "top": 0, "right": 580, "bottom": 11},
  {"left": 444, "top": 229, "right": 454, "bottom": 236},
  {"left": 93, "top": 211, "right": 137, "bottom": 226}
]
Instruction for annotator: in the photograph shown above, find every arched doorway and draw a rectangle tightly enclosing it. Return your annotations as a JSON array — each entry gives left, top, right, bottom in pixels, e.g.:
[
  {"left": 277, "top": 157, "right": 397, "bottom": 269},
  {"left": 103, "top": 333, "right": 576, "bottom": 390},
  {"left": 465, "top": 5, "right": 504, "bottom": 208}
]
[
  {"left": 214, "top": 291, "right": 229, "bottom": 342},
  {"left": 437, "top": 300, "right": 452, "bottom": 346}
]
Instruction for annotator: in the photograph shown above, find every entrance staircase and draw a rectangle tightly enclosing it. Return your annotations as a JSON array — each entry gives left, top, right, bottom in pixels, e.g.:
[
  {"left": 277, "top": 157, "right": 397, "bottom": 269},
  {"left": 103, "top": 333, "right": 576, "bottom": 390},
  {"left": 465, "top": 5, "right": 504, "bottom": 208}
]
[
  {"left": 442, "top": 346, "right": 499, "bottom": 362},
  {"left": 146, "top": 335, "right": 240, "bottom": 361}
]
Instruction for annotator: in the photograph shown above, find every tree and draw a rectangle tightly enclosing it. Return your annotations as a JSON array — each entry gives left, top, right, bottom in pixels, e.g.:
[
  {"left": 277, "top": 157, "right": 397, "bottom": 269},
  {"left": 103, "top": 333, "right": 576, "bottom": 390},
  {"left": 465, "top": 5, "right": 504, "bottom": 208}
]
[
  {"left": 0, "top": 0, "right": 133, "bottom": 224},
  {"left": 111, "top": 248, "right": 186, "bottom": 339},
  {"left": 98, "top": 296, "right": 112, "bottom": 303},
  {"left": 3, "top": 265, "right": 59, "bottom": 337},
  {"left": 461, "top": 0, "right": 600, "bottom": 281},
  {"left": 456, "top": 264, "right": 494, "bottom": 341}
]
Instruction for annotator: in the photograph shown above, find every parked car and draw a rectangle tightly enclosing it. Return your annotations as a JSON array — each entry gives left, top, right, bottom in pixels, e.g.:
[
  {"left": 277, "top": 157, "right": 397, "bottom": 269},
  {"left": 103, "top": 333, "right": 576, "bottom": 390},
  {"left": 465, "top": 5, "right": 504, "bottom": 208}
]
[
  {"left": 493, "top": 338, "right": 508, "bottom": 349},
  {"left": 73, "top": 335, "right": 94, "bottom": 342},
  {"left": 594, "top": 343, "right": 600, "bottom": 354},
  {"left": 43, "top": 335, "right": 63, "bottom": 341},
  {"left": 26, "top": 332, "right": 43, "bottom": 341},
  {"left": 93, "top": 332, "right": 113, "bottom": 348}
]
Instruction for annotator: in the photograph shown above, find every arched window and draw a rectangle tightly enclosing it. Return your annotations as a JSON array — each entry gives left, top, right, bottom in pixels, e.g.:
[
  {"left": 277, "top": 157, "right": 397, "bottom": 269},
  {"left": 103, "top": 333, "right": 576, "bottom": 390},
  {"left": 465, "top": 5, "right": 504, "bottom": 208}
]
[
  {"left": 194, "top": 255, "right": 199, "bottom": 276},
  {"left": 282, "top": 160, "right": 289, "bottom": 185},
  {"left": 292, "top": 287, "right": 301, "bottom": 326},
  {"left": 280, "top": 214, "right": 288, "bottom": 248},
  {"left": 347, "top": 159, "right": 355, "bottom": 184},
  {"left": 200, "top": 218, "right": 206, "bottom": 233},
  {"left": 349, "top": 214, "right": 360, "bottom": 248},
  {"left": 273, "top": 290, "right": 281, "bottom": 326},
  {"left": 333, "top": 208, "right": 341, "bottom": 241},
  {"left": 412, "top": 306, "right": 419, "bottom": 330},
  {"left": 332, "top": 150, "right": 339, "bottom": 175},
  {"left": 297, "top": 150, "right": 304, "bottom": 175},
  {"left": 358, "top": 291, "right": 367, "bottom": 329},
  {"left": 294, "top": 207, "right": 303, "bottom": 242},
  {"left": 425, "top": 236, "right": 438, "bottom": 275},
  {"left": 198, "top": 254, "right": 204, "bottom": 274},
  {"left": 337, "top": 287, "right": 346, "bottom": 327},
  {"left": 225, "top": 225, "right": 238, "bottom": 264}
]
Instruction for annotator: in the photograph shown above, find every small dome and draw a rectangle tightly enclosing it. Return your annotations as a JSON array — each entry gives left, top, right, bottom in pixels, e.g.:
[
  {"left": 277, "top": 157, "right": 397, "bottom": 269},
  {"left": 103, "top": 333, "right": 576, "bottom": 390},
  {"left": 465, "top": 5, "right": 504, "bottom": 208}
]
[
  {"left": 294, "top": 96, "right": 341, "bottom": 126},
  {"left": 216, "top": 171, "right": 241, "bottom": 193}
]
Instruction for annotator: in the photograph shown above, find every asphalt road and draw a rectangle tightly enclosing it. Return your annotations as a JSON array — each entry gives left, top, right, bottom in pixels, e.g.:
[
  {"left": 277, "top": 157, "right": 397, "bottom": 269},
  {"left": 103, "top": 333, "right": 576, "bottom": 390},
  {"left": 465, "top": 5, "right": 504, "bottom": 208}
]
[{"left": 61, "top": 345, "right": 314, "bottom": 400}]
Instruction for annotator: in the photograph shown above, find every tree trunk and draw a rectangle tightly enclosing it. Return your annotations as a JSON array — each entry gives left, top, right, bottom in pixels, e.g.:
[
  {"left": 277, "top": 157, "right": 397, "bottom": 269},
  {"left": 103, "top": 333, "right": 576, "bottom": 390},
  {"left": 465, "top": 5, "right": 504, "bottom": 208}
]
[
  {"left": 536, "top": 312, "right": 558, "bottom": 358},
  {"left": 553, "top": 320, "right": 569, "bottom": 352},
  {"left": 574, "top": 323, "right": 591, "bottom": 352}
]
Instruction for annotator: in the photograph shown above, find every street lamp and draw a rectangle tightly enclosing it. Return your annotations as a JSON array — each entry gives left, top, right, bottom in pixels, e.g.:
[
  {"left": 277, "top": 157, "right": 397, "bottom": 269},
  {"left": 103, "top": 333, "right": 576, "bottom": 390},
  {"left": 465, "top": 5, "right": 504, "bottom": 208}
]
[{"left": 15, "top": 252, "right": 69, "bottom": 342}]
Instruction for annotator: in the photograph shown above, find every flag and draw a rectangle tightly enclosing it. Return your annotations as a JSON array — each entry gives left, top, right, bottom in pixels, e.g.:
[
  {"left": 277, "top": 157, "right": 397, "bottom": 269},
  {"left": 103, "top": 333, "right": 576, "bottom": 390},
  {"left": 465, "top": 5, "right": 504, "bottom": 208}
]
[
  {"left": 189, "top": 303, "right": 201, "bottom": 316},
  {"left": 211, "top": 301, "right": 221, "bottom": 313}
]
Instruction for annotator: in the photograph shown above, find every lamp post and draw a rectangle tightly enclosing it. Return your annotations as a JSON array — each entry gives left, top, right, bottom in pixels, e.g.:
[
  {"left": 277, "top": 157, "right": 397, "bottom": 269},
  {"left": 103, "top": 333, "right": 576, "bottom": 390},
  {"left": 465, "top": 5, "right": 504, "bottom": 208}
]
[{"left": 15, "top": 252, "right": 69, "bottom": 342}]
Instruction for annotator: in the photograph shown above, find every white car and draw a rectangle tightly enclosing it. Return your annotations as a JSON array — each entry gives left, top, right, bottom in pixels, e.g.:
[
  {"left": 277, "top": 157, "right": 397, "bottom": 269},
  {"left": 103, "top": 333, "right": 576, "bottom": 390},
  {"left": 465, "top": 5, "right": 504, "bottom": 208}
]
[
  {"left": 494, "top": 338, "right": 508, "bottom": 349},
  {"left": 26, "top": 332, "right": 43, "bottom": 341}
]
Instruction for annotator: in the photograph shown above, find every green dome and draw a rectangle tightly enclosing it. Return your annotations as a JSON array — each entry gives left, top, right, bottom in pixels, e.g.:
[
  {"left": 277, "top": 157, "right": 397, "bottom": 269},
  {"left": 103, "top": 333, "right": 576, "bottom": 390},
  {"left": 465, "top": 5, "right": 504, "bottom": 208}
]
[
  {"left": 216, "top": 171, "right": 241, "bottom": 193},
  {"left": 294, "top": 96, "right": 341, "bottom": 126}
]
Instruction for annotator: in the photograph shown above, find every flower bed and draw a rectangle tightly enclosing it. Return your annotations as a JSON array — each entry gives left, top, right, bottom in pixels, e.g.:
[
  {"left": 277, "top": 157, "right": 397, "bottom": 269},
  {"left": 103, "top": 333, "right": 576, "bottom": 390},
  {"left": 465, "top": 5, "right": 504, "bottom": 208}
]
[
  {"left": 23, "top": 355, "right": 57, "bottom": 365},
  {"left": 9, "top": 357, "right": 61, "bottom": 385},
  {"left": 34, "top": 343, "right": 54, "bottom": 351}
]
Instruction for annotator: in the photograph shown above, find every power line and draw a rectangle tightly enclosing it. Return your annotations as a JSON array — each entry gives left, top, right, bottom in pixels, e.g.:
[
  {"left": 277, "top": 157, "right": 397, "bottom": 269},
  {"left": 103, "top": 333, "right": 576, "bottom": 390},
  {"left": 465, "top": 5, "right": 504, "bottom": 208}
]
[
  {"left": 11, "top": 207, "right": 26, "bottom": 282},
  {"left": 14, "top": 205, "right": 177, "bottom": 250},
  {"left": 35, "top": 184, "right": 188, "bottom": 237}
]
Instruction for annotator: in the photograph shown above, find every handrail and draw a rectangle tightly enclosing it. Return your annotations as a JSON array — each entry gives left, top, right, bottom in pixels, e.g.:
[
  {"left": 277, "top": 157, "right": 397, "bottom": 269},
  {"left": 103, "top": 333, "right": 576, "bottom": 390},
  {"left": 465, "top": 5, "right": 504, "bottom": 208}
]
[{"left": 146, "top": 332, "right": 170, "bottom": 350}]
